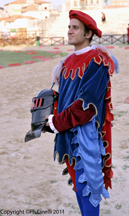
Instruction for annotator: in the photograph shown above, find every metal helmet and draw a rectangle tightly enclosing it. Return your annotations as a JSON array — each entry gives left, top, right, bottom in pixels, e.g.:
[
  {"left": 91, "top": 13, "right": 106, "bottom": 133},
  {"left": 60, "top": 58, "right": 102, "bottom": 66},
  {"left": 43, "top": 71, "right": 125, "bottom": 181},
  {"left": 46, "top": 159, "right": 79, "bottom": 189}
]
[{"left": 25, "top": 88, "right": 58, "bottom": 142}]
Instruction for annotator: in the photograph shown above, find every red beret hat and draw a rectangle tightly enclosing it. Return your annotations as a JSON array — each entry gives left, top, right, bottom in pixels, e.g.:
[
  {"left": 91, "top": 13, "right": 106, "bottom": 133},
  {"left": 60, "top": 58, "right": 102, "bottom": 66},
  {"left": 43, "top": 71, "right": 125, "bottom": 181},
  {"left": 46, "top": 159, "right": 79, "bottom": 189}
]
[{"left": 69, "top": 10, "right": 102, "bottom": 38}]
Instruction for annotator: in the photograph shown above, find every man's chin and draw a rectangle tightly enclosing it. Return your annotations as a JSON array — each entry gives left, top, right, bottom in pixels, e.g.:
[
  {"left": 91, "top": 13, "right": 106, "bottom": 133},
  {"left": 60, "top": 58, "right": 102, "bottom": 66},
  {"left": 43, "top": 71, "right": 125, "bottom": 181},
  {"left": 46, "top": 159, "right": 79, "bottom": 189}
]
[{"left": 68, "top": 40, "right": 74, "bottom": 45}]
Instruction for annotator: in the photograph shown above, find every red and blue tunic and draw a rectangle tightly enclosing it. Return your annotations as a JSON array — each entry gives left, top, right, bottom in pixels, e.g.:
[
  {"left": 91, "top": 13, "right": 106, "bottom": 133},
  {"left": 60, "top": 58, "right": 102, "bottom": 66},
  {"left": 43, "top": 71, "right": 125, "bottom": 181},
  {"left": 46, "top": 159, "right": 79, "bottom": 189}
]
[{"left": 50, "top": 47, "right": 115, "bottom": 207}]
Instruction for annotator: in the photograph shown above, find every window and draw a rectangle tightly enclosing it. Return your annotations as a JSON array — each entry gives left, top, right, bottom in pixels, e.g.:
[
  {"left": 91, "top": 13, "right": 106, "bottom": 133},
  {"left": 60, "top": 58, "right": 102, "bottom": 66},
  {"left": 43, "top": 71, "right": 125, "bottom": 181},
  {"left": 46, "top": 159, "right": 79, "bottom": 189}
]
[{"left": 74, "top": 1, "right": 77, "bottom": 6}]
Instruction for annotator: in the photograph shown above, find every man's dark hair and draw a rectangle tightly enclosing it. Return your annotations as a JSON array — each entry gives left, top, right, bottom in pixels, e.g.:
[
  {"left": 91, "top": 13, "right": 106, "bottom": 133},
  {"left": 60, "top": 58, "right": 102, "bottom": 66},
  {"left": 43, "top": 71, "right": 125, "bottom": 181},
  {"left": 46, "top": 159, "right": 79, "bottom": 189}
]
[{"left": 84, "top": 24, "right": 93, "bottom": 42}]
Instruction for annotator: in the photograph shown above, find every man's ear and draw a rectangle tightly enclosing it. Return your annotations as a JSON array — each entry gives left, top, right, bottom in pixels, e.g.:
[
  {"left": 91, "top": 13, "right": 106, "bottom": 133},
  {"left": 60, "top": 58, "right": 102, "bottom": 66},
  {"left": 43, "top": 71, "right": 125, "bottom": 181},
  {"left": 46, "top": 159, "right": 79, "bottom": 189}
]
[{"left": 85, "top": 30, "right": 93, "bottom": 39}]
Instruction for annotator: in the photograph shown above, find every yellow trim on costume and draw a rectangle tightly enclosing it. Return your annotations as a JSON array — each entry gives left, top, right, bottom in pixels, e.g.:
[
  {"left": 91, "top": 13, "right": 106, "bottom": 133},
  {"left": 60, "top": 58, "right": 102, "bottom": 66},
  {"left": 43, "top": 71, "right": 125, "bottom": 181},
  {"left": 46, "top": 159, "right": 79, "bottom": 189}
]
[
  {"left": 105, "top": 79, "right": 112, "bottom": 100},
  {"left": 108, "top": 61, "right": 115, "bottom": 76},
  {"left": 77, "top": 98, "right": 107, "bottom": 140},
  {"left": 82, "top": 63, "right": 86, "bottom": 73},
  {"left": 102, "top": 154, "right": 112, "bottom": 169},
  {"left": 77, "top": 98, "right": 106, "bottom": 139},
  {"left": 108, "top": 101, "right": 113, "bottom": 110},
  {"left": 79, "top": 99, "right": 98, "bottom": 116},
  {"left": 107, "top": 79, "right": 111, "bottom": 88},
  {"left": 103, "top": 140, "right": 109, "bottom": 149},
  {"left": 104, "top": 152, "right": 111, "bottom": 167},
  {"left": 71, "top": 67, "right": 79, "bottom": 80},
  {"left": 105, "top": 95, "right": 111, "bottom": 100},
  {"left": 64, "top": 68, "right": 69, "bottom": 80},
  {"left": 102, "top": 131, "right": 106, "bottom": 139},
  {"left": 96, "top": 120, "right": 100, "bottom": 129},
  {"left": 102, "top": 120, "right": 106, "bottom": 127},
  {"left": 78, "top": 65, "right": 85, "bottom": 79},
  {"left": 54, "top": 151, "right": 77, "bottom": 166},
  {"left": 98, "top": 131, "right": 102, "bottom": 138},
  {"left": 103, "top": 58, "right": 109, "bottom": 67},
  {"left": 93, "top": 55, "right": 103, "bottom": 65},
  {"left": 62, "top": 66, "right": 66, "bottom": 75},
  {"left": 68, "top": 177, "right": 73, "bottom": 186},
  {"left": 62, "top": 167, "right": 68, "bottom": 175}
]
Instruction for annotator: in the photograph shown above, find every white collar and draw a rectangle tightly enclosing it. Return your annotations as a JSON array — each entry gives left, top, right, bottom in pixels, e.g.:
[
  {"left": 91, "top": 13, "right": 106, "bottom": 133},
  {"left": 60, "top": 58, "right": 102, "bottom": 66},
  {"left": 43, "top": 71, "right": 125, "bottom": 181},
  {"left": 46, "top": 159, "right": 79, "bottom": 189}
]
[{"left": 73, "top": 45, "right": 94, "bottom": 55}]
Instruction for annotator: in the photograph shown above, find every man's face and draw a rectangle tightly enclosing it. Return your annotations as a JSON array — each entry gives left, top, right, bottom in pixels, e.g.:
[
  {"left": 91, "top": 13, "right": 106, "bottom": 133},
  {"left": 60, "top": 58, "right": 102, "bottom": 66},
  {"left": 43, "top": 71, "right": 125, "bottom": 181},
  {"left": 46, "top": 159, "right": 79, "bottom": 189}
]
[{"left": 68, "top": 18, "right": 89, "bottom": 50}]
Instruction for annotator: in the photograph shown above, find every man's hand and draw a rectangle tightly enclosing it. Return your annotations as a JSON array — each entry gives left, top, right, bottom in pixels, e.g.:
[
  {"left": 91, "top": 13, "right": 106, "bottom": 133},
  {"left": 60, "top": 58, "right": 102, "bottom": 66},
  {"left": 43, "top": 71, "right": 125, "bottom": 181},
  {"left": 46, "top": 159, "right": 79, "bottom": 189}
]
[
  {"left": 42, "top": 116, "right": 50, "bottom": 132},
  {"left": 45, "top": 116, "right": 50, "bottom": 127}
]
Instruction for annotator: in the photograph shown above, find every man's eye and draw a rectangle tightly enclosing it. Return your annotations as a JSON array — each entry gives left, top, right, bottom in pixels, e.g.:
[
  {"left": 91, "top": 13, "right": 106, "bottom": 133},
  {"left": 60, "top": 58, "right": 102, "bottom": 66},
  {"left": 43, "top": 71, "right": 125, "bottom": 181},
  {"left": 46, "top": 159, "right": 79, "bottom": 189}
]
[
  {"left": 68, "top": 25, "right": 71, "bottom": 29},
  {"left": 74, "top": 26, "right": 79, "bottom": 29}
]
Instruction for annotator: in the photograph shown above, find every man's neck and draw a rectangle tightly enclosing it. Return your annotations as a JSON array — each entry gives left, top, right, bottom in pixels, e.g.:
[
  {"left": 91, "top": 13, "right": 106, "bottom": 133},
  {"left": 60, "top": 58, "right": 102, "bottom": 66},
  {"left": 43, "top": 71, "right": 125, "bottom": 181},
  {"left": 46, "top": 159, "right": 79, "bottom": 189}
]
[
  {"left": 74, "top": 46, "right": 93, "bottom": 55},
  {"left": 75, "top": 43, "right": 90, "bottom": 51}
]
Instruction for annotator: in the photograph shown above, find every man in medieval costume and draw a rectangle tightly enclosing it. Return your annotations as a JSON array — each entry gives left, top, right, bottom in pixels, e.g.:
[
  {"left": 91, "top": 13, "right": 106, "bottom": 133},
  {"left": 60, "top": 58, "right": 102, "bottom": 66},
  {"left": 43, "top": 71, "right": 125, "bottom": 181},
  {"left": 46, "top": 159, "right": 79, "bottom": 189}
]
[{"left": 44, "top": 10, "right": 118, "bottom": 216}]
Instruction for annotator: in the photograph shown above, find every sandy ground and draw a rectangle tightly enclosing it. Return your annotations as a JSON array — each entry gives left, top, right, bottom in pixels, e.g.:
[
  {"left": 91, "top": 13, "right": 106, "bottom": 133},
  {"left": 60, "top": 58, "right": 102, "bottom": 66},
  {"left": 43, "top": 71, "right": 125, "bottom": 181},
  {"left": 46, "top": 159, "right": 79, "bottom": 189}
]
[{"left": 0, "top": 44, "right": 129, "bottom": 216}]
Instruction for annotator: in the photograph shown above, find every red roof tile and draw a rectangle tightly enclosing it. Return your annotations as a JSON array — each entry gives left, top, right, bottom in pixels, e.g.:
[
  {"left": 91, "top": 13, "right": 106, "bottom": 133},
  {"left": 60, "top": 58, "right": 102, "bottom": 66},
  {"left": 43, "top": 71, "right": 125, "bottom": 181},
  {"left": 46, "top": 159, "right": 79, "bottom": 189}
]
[
  {"left": 0, "top": 14, "right": 36, "bottom": 22},
  {"left": 5, "top": 0, "right": 26, "bottom": 5},
  {"left": 34, "top": 0, "right": 51, "bottom": 4},
  {"left": 22, "top": 4, "right": 39, "bottom": 11},
  {"left": 5, "top": 0, "right": 50, "bottom": 5}
]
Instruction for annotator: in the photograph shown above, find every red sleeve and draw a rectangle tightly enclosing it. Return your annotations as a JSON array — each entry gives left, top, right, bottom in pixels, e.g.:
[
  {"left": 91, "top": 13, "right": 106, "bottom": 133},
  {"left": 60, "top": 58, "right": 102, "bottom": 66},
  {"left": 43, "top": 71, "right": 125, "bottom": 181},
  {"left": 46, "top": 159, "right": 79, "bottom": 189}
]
[{"left": 52, "top": 100, "right": 95, "bottom": 132}]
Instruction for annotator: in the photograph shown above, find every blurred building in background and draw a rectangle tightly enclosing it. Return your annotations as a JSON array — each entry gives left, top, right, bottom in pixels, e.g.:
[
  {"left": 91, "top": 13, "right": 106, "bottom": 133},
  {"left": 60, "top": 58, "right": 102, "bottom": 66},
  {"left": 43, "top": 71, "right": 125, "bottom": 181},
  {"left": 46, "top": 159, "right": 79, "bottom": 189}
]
[
  {"left": 66, "top": 0, "right": 129, "bottom": 10},
  {"left": 4, "top": 0, "right": 51, "bottom": 18},
  {"left": 0, "top": 0, "right": 55, "bottom": 34},
  {"left": 0, "top": 7, "right": 4, "bottom": 18},
  {"left": 111, "top": 0, "right": 129, "bottom": 7},
  {"left": 0, "top": 0, "right": 129, "bottom": 42}
]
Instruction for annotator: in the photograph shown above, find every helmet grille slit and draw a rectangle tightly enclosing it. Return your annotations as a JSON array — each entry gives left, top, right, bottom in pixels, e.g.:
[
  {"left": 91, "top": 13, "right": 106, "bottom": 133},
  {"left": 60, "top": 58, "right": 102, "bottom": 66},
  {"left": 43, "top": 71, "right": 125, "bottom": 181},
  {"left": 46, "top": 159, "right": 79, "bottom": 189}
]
[{"left": 25, "top": 88, "right": 59, "bottom": 142}]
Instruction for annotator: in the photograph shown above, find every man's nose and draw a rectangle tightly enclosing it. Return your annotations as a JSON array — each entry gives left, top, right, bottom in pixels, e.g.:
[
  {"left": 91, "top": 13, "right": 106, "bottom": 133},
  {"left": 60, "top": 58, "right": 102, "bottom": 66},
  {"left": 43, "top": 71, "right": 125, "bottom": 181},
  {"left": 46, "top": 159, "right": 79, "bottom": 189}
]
[{"left": 68, "top": 27, "right": 73, "bottom": 34}]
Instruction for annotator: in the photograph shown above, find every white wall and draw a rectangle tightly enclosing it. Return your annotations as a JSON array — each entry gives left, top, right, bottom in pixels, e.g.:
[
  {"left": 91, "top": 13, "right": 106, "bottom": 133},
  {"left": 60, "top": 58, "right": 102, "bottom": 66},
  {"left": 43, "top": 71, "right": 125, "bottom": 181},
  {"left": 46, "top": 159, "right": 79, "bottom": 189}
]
[
  {"left": 22, "top": 10, "right": 49, "bottom": 19},
  {"left": 41, "top": 7, "right": 129, "bottom": 41}
]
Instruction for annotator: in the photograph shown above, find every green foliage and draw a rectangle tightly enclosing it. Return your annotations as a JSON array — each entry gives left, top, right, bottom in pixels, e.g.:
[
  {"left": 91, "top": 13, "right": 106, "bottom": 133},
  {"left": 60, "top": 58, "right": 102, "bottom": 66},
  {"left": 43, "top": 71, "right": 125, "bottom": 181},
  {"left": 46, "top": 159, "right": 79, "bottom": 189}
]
[
  {"left": 0, "top": 50, "right": 56, "bottom": 68},
  {"left": 113, "top": 110, "right": 128, "bottom": 118},
  {"left": 10, "top": 29, "right": 16, "bottom": 32},
  {"left": 115, "top": 204, "right": 122, "bottom": 210},
  {"left": 101, "top": 209, "right": 111, "bottom": 215},
  {"left": 122, "top": 165, "right": 129, "bottom": 170},
  {"left": 50, "top": 180, "right": 57, "bottom": 183},
  {"left": 59, "top": 52, "right": 68, "bottom": 57},
  {"left": 63, "top": 202, "right": 80, "bottom": 214},
  {"left": 123, "top": 155, "right": 129, "bottom": 160},
  {"left": 0, "top": 50, "right": 68, "bottom": 68},
  {"left": 112, "top": 164, "right": 115, "bottom": 168}
]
